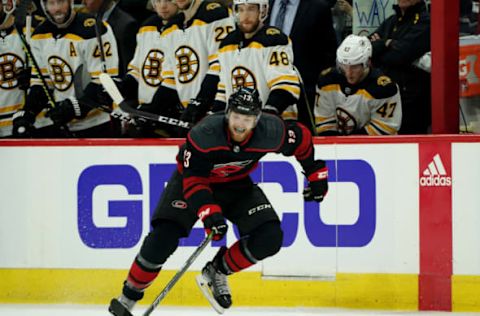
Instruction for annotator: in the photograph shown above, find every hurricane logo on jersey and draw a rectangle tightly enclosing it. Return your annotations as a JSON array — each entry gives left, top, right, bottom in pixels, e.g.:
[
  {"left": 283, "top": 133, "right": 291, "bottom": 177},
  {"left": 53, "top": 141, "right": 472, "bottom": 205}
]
[
  {"left": 0, "top": 53, "right": 25, "bottom": 90},
  {"left": 231, "top": 66, "right": 256, "bottom": 91},
  {"left": 335, "top": 107, "right": 357, "bottom": 135},
  {"left": 142, "top": 49, "right": 164, "bottom": 87},
  {"left": 211, "top": 160, "right": 254, "bottom": 177},
  {"left": 175, "top": 45, "right": 199, "bottom": 84},
  {"left": 48, "top": 56, "right": 74, "bottom": 92}
]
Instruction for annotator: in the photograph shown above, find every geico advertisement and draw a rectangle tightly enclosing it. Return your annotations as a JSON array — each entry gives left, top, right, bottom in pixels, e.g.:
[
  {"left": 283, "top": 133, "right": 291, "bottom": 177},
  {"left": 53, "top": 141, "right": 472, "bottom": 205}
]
[{"left": 0, "top": 144, "right": 418, "bottom": 274}]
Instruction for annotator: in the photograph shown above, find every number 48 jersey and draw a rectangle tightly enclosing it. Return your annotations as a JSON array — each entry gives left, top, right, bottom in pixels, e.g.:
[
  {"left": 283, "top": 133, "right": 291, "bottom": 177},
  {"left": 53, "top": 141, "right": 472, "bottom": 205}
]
[{"left": 209, "top": 25, "right": 300, "bottom": 119}]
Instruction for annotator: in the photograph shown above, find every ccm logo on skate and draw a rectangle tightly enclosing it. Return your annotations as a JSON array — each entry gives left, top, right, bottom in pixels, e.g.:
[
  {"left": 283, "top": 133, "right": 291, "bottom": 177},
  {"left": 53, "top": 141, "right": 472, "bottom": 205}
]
[{"left": 77, "top": 160, "right": 375, "bottom": 249}]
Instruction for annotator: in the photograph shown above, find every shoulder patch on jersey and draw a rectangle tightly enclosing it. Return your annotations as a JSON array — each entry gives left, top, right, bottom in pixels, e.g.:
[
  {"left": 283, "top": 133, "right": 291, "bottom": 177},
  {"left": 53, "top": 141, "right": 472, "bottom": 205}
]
[
  {"left": 70, "top": 13, "right": 106, "bottom": 39},
  {"left": 196, "top": 0, "right": 230, "bottom": 23},
  {"left": 266, "top": 28, "right": 281, "bottom": 36},
  {"left": 253, "top": 26, "right": 288, "bottom": 47},
  {"left": 206, "top": 2, "right": 222, "bottom": 10},
  {"left": 84, "top": 18, "right": 96, "bottom": 28},
  {"left": 377, "top": 75, "right": 392, "bottom": 86},
  {"left": 363, "top": 70, "right": 398, "bottom": 99}
]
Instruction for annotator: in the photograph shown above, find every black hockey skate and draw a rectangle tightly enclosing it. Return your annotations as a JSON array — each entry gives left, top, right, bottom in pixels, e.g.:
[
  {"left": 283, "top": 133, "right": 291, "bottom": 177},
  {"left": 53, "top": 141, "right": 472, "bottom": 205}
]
[
  {"left": 108, "top": 296, "right": 135, "bottom": 316},
  {"left": 196, "top": 260, "right": 232, "bottom": 314}
]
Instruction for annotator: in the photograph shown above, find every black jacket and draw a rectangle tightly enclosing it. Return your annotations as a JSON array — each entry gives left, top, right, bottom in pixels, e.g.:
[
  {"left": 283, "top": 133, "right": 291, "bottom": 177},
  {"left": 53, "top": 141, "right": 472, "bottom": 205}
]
[
  {"left": 107, "top": 5, "right": 139, "bottom": 77},
  {"left": 370, "top": 1, "right": 430, "bottom": 95},
  {"left": 267, "top": 0, "right": 337, "bottom": 130}
]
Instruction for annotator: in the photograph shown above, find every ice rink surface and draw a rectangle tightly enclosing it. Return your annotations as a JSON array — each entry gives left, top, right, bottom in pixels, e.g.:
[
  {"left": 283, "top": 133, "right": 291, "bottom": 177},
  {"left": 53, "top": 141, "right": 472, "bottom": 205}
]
[{"left": 0, "top": 304, "right": 478, "bottom": 316}]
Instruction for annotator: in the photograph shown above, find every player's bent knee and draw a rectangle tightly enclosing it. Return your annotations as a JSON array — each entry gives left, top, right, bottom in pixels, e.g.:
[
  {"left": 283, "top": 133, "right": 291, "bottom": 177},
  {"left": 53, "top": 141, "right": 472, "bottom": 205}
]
[
  {"left": 139, "top": 220, "right": 183, "bottom": 265},
  {"left": 247, "top": 221, "right": 283, "bottom": 260}
]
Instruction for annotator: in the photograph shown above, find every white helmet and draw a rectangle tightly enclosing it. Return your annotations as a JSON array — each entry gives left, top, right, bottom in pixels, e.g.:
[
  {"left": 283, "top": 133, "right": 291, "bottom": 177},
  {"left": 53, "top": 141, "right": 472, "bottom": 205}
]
[
  {"left": 41, "top": 0, "right": 75, "bottom": 28},
  {"left": 233, "top": 0, "right": 269, "bottom": 23},
  {"left": 336, "top": 34, "right": 372, "bottom": 68}
]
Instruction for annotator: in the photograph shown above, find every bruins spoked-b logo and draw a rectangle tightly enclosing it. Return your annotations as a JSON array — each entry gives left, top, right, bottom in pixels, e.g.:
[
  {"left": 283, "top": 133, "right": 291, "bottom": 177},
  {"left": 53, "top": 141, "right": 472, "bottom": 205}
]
[
  {"left": 48, "top": 56, "right": 74, "bottom": 92},
  {"left": 231, "top": 66, "right": 256, "bottom": 90},
  {"left": 0, "top": 53, "right": 25, "bottom": 90},
  {"left": 142, "top": 49, "right": 164, "bottom": 87},
  {"left": 336, "top": 107, "right": 357, "bottom": 135},
  {"left": 175, "top": 45, "right": 199, "bottom": 84}
]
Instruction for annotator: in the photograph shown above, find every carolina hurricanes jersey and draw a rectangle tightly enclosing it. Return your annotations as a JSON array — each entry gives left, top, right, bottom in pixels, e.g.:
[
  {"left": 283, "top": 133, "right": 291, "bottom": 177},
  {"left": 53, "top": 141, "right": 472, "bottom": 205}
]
[
  {"left": 314, "top": 67, "right": 402, "bottom": 135},
  {"left": 160, "top": 0, "right": 234, "bottom": 108},
  {"left": 30, "top": 13, "right": 119, "bottom": 131},
  {"left": 209, "top": 26, "right": 300, "bottom": 120},
  {"left": 177, "top": 112, "right": 316, "bottom": 212},
  {"left": 127, "top": 15, "right": 166, "bottom": 104},
  {"left": 0, "top": 26, "right": 27, "bottom": 137}
]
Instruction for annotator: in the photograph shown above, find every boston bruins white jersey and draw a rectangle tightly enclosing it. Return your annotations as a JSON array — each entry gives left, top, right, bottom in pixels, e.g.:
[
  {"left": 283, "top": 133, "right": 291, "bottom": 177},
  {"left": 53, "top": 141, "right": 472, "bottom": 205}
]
[
  {"left": 210, "top": 26, "right": 299, "bottom": 119},
  {"left": 30, "top": 13, "right": 119, "bottom": 132},
  {"left": 0, "top": 27, "right": 27, "bottom": 137},
  {"left": 127, "top": 15, "right": 166, "bottom": 104},
  {"left": 160, "top": 1, "right": 234, "bottom": 107},
  {"left": 314, "top": 67, "right": 402, "bottom": 135}
]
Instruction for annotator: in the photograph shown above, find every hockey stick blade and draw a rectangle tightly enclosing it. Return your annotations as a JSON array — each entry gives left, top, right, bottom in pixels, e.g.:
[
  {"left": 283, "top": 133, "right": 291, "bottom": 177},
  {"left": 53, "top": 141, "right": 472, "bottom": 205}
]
[
  {"left": 99, "top": 73, "right": 191, "bottom": 129},
  {"left": 99, "top": 73, "right": 124, "bottom": 105}
]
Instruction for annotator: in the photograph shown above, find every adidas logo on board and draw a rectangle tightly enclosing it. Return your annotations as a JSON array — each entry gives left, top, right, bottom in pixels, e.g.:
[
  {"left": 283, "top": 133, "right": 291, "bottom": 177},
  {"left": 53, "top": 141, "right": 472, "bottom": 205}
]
[{"left": 420, "top": 154, "right": 452, "bottom": 187}]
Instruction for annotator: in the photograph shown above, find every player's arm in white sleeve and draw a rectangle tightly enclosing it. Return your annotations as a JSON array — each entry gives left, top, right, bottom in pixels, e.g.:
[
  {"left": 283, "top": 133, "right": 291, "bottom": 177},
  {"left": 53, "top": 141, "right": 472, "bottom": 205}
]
[
  {"left": 314, "top": 80, "right": 339, "bottom": 135},
  {"left": 264, "top": 38, "right": 301, "bottom": 118},
  {"left": 195, "top": 14, "right": 234, "bottom": 106},
  {"left": 29, "top": 34, "right": 53, "bottom": 90}
]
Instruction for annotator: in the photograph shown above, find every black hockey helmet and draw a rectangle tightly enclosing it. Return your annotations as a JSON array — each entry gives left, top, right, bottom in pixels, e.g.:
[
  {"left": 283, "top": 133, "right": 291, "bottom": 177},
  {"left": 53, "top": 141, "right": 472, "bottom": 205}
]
[{"left": 226, "top": 87, "right": 262, "bottom": 119}]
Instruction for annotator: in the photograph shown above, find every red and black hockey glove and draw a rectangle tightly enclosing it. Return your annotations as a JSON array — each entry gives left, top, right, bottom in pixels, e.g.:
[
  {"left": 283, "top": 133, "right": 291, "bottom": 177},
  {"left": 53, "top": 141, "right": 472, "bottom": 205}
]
[
  {"left": 303, "top": 160, "right": 329, "bottom": 202},
  {"left": 197, "top": 204, "right": 228, "bottom": 241}
]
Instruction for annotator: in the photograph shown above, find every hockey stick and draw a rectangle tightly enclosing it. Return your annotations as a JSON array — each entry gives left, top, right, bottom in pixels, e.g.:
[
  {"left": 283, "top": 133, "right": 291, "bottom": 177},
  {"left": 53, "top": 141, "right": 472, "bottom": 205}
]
[
  {"left": 14, "top": 0, "right": 72, "bottom": 136},
  {"left": 94, "top": 0, "right": 110, "bottom": 73},
  {"left": 99, "top": 73, "right": 192, "bottom": 129},
  {"left": 73, "top": 64, "right": 116, "bottom": 114},
  {"left": 293, "top": 65, "right": 317, "bottom": 136},
  {"left": 143, "top": 232, "right": 214, "bottom": 316}
]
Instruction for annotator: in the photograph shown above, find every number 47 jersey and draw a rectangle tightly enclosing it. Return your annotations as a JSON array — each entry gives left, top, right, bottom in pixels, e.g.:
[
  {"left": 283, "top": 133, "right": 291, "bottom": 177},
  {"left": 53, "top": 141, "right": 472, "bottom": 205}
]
[{"left": 314, "top": 67, "right": 402, "bottom": 135}]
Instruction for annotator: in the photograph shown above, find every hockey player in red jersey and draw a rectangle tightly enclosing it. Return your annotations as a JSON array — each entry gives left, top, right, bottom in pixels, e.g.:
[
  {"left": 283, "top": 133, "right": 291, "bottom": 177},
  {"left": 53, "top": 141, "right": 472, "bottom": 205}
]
[{"left": 108, "top": 87, "right": 328, "bottom": 316}]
